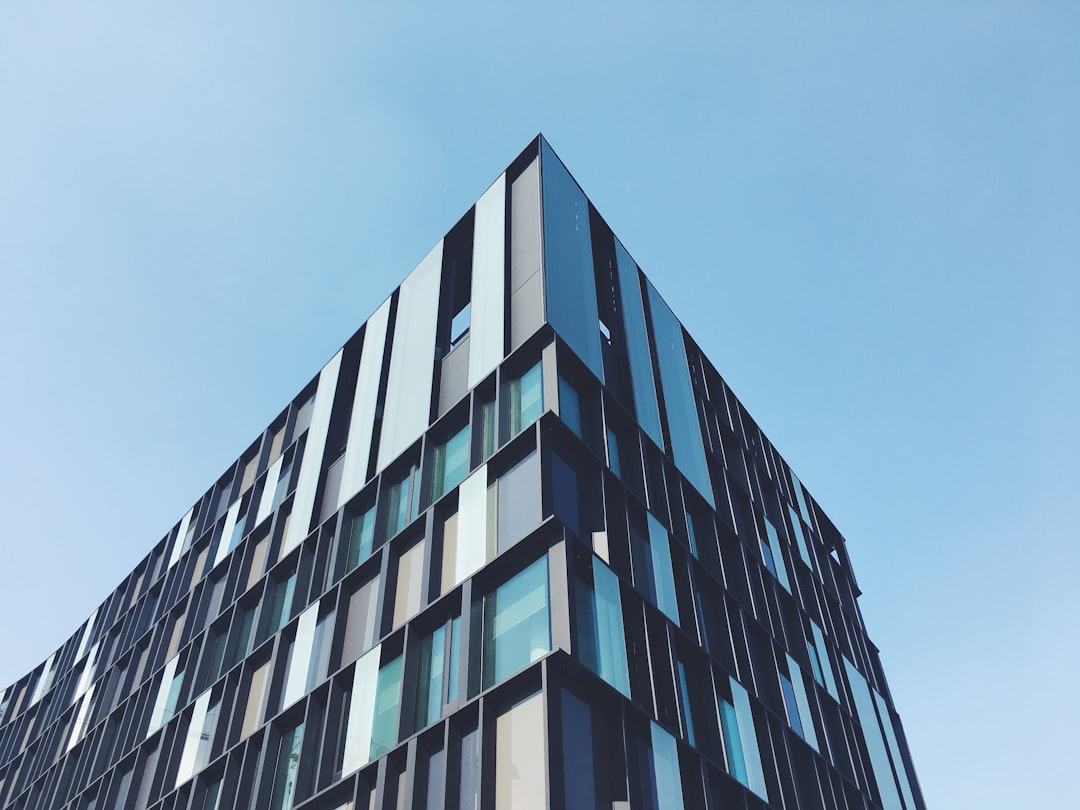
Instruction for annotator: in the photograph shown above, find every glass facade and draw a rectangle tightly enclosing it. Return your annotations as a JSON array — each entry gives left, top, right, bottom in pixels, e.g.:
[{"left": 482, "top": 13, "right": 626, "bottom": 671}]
[{"left": 0, "top": 136, "right": 924, "bottom": 810}]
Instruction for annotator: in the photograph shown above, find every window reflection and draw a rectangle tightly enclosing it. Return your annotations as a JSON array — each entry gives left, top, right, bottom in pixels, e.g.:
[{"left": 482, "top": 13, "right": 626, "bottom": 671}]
[
  {"left": 483, "top": 558, "right": 550, "bottom": 687},
  {"left": 432, "top": 425, "right": 469, "bottom": 501},
  {"left": 510, "top": 361, "right": 543, "bottom": 436}
]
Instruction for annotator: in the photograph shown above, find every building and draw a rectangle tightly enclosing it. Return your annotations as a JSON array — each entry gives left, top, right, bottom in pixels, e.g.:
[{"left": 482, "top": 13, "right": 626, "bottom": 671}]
[{"left": 0, "top": 136, "right": 925, "bottom": 810}]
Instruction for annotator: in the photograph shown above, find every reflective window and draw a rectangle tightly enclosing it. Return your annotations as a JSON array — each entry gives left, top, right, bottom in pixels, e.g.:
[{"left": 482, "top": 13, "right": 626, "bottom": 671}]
[
  {"left": 646, "top": 282, "right": 713, "bottom": 506},
  {"left": 575, "top": 559, "right": 630, "bottom": 697},
  {"left": 386, "top": 469, "right": 416, "bottom": 540},
  {"left": 762, "top": 518, "right": 791, "bottom": 591},
  {"left": 494, "top": 692, "right": 545, "bottom": 810},
  {"left": 510, "top": 361, "right": 543, "bottom": 436},
  {"left": 268, "top": 720, "right": 304, "bottom": 810},
  {"left": 450, "top": 302, "right": 471, "bottom": 349},
  {"left": 480, "top": 398, "right": 497, "bottom": 461},
  {"left": 413, "top": 617, "right": 460, "bottom": 733},
  {"left": 369, "top": 655, "right": 403, "bottom": 760},
  {"left": 432, "top": 425, "right": 469, "bottom": 501},
  {"left": 606, "top": 427, "right": 621, "bottom": 477},
  {"left": 559, "top": 378, "right": 582, "bottom": 437},
  {"left": 541, "top": 140, "right": 604, "bottom": 380},
  {"left": 633, "top": 513, "right": 679, "bottom": 624},
  {"left": 346, "top": 506, "right": 376, "bottom": 572},
  {"left": 258, "top": 568, "right": 297, "bottom": 643},
  {"left": 484, "top": 558, "right": 551, "bottom": 687}
]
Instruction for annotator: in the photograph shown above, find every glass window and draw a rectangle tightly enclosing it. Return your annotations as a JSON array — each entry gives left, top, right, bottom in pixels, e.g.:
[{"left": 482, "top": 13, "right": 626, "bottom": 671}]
[
  {"left": 606, "top": 427, "right": 621, "bottom": 477},
  {"left": 346, "top": 506, "right": 376, "bottom": 572},
  {"left": 761, "top": 518, "right": 790, "bottom": 592},
  {"left": 432, "top": 425, "right": 470, "bottom": 501},
  {"left": 386, "top": 470, "right": 416, "bottom": 540},
  {"left": 494, "top": 692, "right": 545, "bottom": 810},
  {"left": 369, "top": 655, "right": 403, "bottom": 760},
  {"left": 342, "top": 574, "right": 381, "bottom": 665},
  {"left": 392, "top": 538, "right": 426, "bottom": 628},
  {"left": 575, "top": 559, "right": 630, "bottom": 698},
  {"left": 484, "top": 558, "right": 551, "bottom": 687},
  {"left": 413, "top": 618, "right": 460, "bottom": 733},
  {"left": 551, "top": 452, "right": 581, "bottom": 538},
  {"left": 450, "top": 302, "right": 471, "bottom": 348},
  {"left": 645, "top": 281, "right": 713, "bottom": 506},
  {"left": 643, "top": 516, "right": 678, "bottom": 626},
  {"left": 480, "top": 398, "right": 497, "bottom": 461},
  {"left": 268, "top": 720, "right": 305, "bottom": 810},
  {"left": 559, "top": 378, "right": 582, "bottom": 437},
  {"left": 258, "top": 569, "right": 297, "bottom": 643},
  {"left": 510, "top": 361, "right": 543, "bottom": 436}
]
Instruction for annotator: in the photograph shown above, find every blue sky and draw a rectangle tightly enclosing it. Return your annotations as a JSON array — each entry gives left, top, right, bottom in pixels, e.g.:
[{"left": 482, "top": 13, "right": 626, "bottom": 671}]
[{"left": 1, "top": 3, "right": 1077, "bottom": 806}]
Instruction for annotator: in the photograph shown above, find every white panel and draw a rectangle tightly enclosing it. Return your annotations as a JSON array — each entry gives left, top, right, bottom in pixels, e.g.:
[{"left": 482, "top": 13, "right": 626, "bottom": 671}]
[
  {"left": 67, "top": 685, "right": 94, "bottom": 752},
  {"left": 255, "top": 455, "right": 284, "bottom": 527},
  {"left": 283, "top": 351, "right": 343, "bottom": 556},
  {"left": 454, "top": 465, "right": 489, "bottom": 586},
  {"left": 146, "top": 656, "right": 179, "bottom": 737},
  {"left": 341, "top": 645, "right": 382, "bottom": 775},
  {"left": 283, "top": 603, "right": 320, "bottom": 707},
  {"left": 468, "top": 175, "right": 506, "bottom": 388},
  {"left": 214, "top": 500, "right": 242, "bottom": 568},
  {"left": 377, "top": 242, "right": 444, "bottom": 472},
  {"left": 337, "top": 298, "right": 392, "bottom": 511},
  {"left": 30, "top": 652, "right": 56, "bottom": 706},
  {"left": 175, "top": 689, "right": 212, "bottom": 788},
  {"left": 168, "top": 508, "right": 195, "bottom": 568},
  {"left": 75, "top": 642, "right": 100, "bottom": 700},
  {"left": 74, "top": 608, "right": 98, "bottom": 662}
]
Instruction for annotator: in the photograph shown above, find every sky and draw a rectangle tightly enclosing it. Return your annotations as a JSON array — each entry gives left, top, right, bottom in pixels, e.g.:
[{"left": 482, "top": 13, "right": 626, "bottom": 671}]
[{"left": 1, "top": 2, "right": 1077, "bottom": 806}]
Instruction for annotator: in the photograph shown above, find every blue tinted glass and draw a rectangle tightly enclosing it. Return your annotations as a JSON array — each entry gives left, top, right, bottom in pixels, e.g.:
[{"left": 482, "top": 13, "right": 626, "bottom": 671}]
[
  {"left": 434, "top": 426, "right": 470, "bottom": 499},
  {"left": 591, "top": 561, "right": 631, "bottom": 697},
  {"left": 558, "top": 378, "right": 582, "bottom": 436},
  {"left": 541, "top": 141, "right": 604, "bottom": 380},
  {"left": 347, "top": 507, "right": 376, "bottom": 570},
  {"left": 511, "top": 362, "right": 543, "bottom": 435},
  {"left": 719, "top": 700, "right": 747, "bottom": 786},
  {"left": 615, "top": 241, "right": 663, "bottom": 445},
  {"left": 650, "top": 722, "right": 685, "bottom": 810},
  {"left": 606, "top": 428, "right": 621, "bottom": 477},
  {"left": 646, "top": 281, "right": 713, "bottom": 506},
  {"left": 780, "top": 674, "right": 804, "bottom": 738},
  {"left": 484, "top": 558, "right": 550, "bottom": 686},
  {"left": 647, "top": 514, "right": 680, "bottom": 624},
  {"left": 369, "top": 655, "right": 403, "bottom": 759},
  {"left": 676, "top": 661, "right": 696, "bottom": 746}
]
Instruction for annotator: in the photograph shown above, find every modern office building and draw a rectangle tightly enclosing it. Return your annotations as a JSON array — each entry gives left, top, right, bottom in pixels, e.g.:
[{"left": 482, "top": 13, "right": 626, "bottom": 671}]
[{"left": 0, "top": 136, "right": 924, "bottom": 810}]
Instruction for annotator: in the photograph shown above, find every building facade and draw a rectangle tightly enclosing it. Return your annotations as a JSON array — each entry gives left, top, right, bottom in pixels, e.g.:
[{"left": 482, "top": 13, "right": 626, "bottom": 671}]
[{"left": 0, "top": 136, "right": 925, "bottom": 810}]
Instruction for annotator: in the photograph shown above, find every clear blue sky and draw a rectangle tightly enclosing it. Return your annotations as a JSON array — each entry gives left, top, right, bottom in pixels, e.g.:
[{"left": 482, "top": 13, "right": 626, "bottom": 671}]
[{"left": 2, "top": 3, "right": 1077, "bottom": 806}]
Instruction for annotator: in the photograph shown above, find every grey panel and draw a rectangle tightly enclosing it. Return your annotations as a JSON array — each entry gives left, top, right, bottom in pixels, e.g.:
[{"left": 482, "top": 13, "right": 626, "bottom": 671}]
[
  {"left": 509, "top": 157, "right": 543, "bottom": 351},
  {"left": 377, "top": 242, "right": 444, "bottom": 472},
  {"left": 510, "top": 271, "right": 544, "bottom": 352},
  {"left": 439, "top": 338, "right": 470, "bottom": 417},
  {"left": 468, "top": 174, "right": 506, "bottom": 388},
  {"left": 337, "top": 297, "right": 392, "bottom": 512}
]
